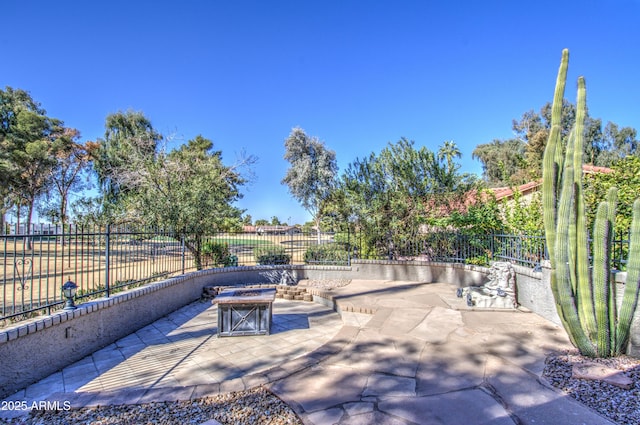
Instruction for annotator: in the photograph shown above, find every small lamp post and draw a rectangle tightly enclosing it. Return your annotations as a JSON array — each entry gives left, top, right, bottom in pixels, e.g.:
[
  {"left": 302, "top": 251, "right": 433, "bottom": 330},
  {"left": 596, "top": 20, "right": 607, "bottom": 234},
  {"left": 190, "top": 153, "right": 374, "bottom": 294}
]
[{"left": 61, "top": 278, "right": 78, "bottom": 310}]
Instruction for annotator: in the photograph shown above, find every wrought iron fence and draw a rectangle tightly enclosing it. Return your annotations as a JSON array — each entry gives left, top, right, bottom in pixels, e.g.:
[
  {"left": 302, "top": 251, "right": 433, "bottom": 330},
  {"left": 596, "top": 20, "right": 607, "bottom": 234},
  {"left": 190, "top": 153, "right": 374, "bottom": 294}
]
[
  {"left": 0, "top": 225, "right": 351, "bottom": 323},
  {"left": 611, "top": 230, "right": 630, "bottom": 271},
  {"left": 491, "top": 233, "right": 547, "bottom": 268},
  {"left": 387, "top": 232, "right": 491, "bottom": 263},
  {"left": 1, "top": 224, "right": 631, "bottom": 325},
  {"left": 199, "top": 230, "right": 349, "bottom": 267},
  {"left": 383, "top": 232, "right": 547, "bottom": 268},
  {"left": 1, "top": 225, "right": 187, "bottom": 323}
]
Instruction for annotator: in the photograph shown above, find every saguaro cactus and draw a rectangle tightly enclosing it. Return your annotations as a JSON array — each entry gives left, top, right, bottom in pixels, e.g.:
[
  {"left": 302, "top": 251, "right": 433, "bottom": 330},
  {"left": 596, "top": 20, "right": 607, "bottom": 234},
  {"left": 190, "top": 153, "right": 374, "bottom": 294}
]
[{"left": 542, "top": 49, "right": 640, "bottom": 357}]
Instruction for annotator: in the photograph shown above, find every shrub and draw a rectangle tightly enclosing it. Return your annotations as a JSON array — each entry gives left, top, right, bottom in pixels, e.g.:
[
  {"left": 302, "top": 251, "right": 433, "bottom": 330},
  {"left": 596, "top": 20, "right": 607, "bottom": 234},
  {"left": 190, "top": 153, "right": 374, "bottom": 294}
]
[
  {"left": 202, "top": 241, "right": 236, "bottom": 267},
  {"left": 464, "top": 255, "right": 490, "bottom": 266},
  {"left": 304, "top": 244, "right": 350, "bottom": 265},
  {"left": 254, "top": 247, "right": 290, "bottom": 265}
]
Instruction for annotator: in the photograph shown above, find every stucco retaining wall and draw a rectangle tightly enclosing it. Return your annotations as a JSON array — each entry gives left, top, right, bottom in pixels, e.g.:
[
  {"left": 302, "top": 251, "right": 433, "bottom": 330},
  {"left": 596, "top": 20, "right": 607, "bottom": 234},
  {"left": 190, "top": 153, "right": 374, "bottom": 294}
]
[
  {"left": 302, "top": 260, "right": 488, "bottom": 287},
  {"left": 511, "top": 264, "right": 561, "bottom": 324}
]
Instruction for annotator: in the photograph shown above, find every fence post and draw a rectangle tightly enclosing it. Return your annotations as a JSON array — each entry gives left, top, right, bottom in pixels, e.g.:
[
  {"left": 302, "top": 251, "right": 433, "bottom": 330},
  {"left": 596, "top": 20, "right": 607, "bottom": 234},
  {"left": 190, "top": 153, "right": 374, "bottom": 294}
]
[
  {"left": 105, "top": 224, "right": 111, "bottom": 298},
  {"left": 347, "top": 227, "right": 351, "bottom": 266},
  {"left": 181, "top": 234, "right": 186, "bottom": 275},
  {"left": 491, "top": 233, "right": 495, "bottom": 263}
]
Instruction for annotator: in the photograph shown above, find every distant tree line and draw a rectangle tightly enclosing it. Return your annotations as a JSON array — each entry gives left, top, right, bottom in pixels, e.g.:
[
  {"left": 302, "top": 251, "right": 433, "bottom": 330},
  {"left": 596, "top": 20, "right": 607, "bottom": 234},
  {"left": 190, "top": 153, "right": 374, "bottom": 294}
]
[
  {"left": 1, "top": 87, "right": 91, "bottom": 248},
  {"left": 473, "top": 100, "right": 638, "bottom": 187},
  {"left": 3, "top": 85, "right": 639, "bottom": 264},
  {"left": 283, "top": 109, "right": 639, "bottom": 259},
  {"left": 1, "top": 86, "right": 255, "bottom": 269}
]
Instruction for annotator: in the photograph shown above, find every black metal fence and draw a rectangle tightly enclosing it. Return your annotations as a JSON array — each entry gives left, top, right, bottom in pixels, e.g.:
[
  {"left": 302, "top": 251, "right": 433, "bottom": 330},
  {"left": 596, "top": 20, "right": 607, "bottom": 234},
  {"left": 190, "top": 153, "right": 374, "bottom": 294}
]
[
  {"left": 385, "top": 232, "right": 547, "bottom": 268},
  {"left": 1, "top": 224, "right": 631, "bottom": 325},
  {"left": 0, "top": 225, "right": 352, "bottom": 323},
  {"left": 2, "top": 226, "right": 186, "bottom": 323}
]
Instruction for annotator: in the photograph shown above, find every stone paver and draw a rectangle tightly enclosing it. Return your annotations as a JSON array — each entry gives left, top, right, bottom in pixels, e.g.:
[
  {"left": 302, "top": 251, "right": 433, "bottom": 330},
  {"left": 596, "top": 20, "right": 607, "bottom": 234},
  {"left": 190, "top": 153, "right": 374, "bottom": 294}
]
[
  {"left": 379, "top": 389, "right": 516, "bottom": 425},
  {"left": 1, "top": 279, "right": 617, "bottom": 425}
]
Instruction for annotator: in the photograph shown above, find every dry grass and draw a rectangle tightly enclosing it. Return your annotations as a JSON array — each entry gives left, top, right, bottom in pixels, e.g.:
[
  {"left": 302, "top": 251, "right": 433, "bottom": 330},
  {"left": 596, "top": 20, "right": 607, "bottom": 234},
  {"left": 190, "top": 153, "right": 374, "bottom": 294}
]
[{"left": 1, "top": 238, "right": 186, "bottom": 318}]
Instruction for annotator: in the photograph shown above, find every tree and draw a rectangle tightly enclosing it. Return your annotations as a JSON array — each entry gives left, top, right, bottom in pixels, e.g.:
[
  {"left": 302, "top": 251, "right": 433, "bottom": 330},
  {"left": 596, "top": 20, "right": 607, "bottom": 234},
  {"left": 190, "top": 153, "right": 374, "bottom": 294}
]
[
  {"left": 89, "top": 110, "right": 161, "bottom": 222},
  {"left": 472, "top": 139, "right": 527, "bottom": 186},
  {"left": 512, "top": 108, "right": 548, "bottom": 178},
  {"left": 282, "top": 127, "right": 337, "bottom": 239},
  {"left": 501, "top": 190, "right": 544, "bottom": 235},
  {"left": 39, "top": 128, "right": 91, "bottom": 229},
  {"left": 480, "top": 101, "right": 637, "bottom": 186},
  {"left": 270, "top": 216, "right": 286, "bottom": 226},
  {"left": 0, "top": 86, "right": 64, "bottom": 246},
  {"left": 434, "top": 140, "right": 476, "bottom": 194},
  {"left": 334, "top": 138, "right": 476, "bottom": 258},
  {"left": 70, "top": 196, "right": 103, "bottom": 227},
  {"left": 120, "top": 135, "right": 254, "bottom": 269},
  {"left": 593, "top": 122, "right": 638, "bottom": 166},
  {"left": 0, "top": 88, "right": 29, "bottom": 232},
  {"left": 584, "top": 156, "right": 640, "bottom": 238},
  {"left": 0, "top": 145, "right": 13, "bottom": 233},
  {"left": 442, "top": 190, "right": 504, "bottom": 235}
]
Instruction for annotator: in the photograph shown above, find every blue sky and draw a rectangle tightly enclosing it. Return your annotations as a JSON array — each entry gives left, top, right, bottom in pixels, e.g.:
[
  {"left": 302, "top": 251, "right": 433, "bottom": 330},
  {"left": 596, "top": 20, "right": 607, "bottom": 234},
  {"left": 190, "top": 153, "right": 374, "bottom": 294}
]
[{"left": 3, "top": 0, "right": 640, "bottom": 224}]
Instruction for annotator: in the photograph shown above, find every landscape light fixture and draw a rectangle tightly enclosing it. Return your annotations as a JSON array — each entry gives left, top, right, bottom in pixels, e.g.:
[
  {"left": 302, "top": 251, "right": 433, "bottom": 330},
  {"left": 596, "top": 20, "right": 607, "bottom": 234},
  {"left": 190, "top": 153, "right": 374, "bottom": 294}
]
[{"left": 61, "top": 278, "right": 78, "bottom": 310}]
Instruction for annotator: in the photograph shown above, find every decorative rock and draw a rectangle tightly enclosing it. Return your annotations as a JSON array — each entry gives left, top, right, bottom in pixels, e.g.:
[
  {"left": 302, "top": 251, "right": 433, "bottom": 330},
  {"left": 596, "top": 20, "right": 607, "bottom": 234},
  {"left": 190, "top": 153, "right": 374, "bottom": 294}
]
[
  {"left": 545, "top": 351, "right": 640, "bottom": 425},
  {"left": 202, "top": 286, "right": 218, "bottom": 299},
  {"left": 25, "top": 386, "right": 302, "bottom": 425},
  {"left": 572, "top": 362, "right": 634, "bottom": 389}
]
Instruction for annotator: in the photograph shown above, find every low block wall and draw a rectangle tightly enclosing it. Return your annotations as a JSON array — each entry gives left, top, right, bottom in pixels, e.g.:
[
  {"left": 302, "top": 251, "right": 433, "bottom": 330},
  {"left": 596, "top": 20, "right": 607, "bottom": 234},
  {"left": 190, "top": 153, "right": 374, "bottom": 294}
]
[
  {"left": 302, "top": 260, "right": 488, "bottom": 287},
  {"left": 511, "top": 265, "right": 561, "bottom": 324},
  {"left": 1, "top": 260, "right": 638, "bottom": 399}
]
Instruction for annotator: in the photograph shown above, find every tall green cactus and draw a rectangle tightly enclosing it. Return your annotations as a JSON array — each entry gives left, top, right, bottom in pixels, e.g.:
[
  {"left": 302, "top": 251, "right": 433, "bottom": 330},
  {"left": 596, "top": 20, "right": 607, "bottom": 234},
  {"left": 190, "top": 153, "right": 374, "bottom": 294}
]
[{"left": 542, "top": 49, "right": 640, "bottom": 357}]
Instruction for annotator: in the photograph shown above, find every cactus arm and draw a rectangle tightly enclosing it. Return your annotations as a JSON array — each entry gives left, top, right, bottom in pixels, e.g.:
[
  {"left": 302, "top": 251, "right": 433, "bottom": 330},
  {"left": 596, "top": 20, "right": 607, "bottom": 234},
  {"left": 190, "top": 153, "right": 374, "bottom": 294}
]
[
  {"left": 543, "top": 125, "right": 561, "bottom": 267},
  {"left": 573, "top": 77, "right": 598, "bottom": 340},
  {"left": 551, "top": 49, "right": 569, "bottom": 129},
  {"left": 542, "top": 126, "right": 565, "bottom": 333},
  {"left": 566, "top": 131, "right": 579, "bottom": 295},
  {"left": 555, "top": 156, "right": 596, "bottom": 357},
  {"left": 606, "top": 187, "right": 619, "bottom": 352},
  {"left": 542, "top": 48, "right": 569, "bottom": 268},
  {"left": 592, "top": 202, "right": 611, "bottom": 356},
  {"left": 615, "top": 199, "right": 640, "bottom": 354}
]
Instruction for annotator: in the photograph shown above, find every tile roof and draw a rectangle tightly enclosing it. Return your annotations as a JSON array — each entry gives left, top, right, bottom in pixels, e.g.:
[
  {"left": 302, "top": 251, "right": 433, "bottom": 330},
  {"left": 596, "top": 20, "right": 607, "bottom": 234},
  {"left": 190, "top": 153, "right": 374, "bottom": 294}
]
[{"left": 490, "top": 164, "right": 613, "bottom": 201}]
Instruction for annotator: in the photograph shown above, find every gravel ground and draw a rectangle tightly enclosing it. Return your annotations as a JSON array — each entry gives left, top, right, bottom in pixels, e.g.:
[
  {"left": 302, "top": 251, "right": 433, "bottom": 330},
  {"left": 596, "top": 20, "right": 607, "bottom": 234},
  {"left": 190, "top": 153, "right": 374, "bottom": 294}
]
[
  {"left": 543, "top": 351, "right": 640, "bottom": 425},
  {"left": 300, "top": 278, "right": 351, "bottom": 290},
  {"left": 0, "top": 387, "right": 302, "bottom": 425}
]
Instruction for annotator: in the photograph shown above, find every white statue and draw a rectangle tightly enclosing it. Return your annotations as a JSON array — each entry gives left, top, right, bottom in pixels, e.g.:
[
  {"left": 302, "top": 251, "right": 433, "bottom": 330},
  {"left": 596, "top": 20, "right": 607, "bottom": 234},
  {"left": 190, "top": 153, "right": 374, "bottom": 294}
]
[{"left": 457, "top": 262, "right": 517, "bottom": 309}]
